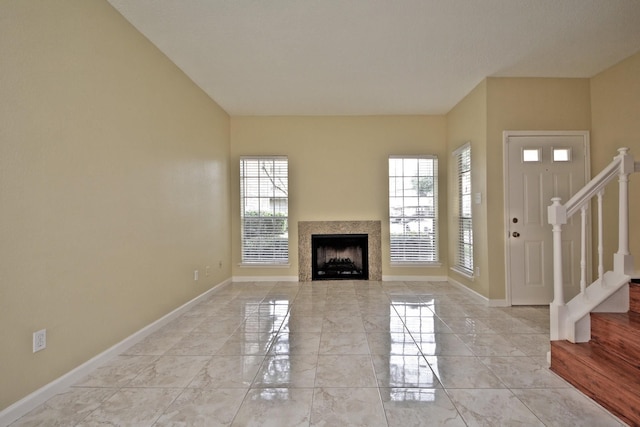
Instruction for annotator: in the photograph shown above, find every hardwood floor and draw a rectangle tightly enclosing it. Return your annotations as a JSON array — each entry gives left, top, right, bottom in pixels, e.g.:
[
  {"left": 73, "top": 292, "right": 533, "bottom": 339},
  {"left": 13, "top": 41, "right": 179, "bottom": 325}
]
[{"left": 551, "top": 282, "right": 640, "bottom": 426}]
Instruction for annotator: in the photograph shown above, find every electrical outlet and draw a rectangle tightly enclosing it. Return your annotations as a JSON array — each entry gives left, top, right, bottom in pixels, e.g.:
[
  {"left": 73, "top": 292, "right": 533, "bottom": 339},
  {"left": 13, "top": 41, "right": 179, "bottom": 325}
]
[
  {"left": 194, "top": 270, "right": 199, "bottom": 281},
  {"left": 33, "top": 329, "right": 46, "bottom": 353},
  {"left": 475, "top": 266, "right": 480, "bottom": 277},
  {"left": 218, "top": 261, "right": 222, "bottom": 269}
]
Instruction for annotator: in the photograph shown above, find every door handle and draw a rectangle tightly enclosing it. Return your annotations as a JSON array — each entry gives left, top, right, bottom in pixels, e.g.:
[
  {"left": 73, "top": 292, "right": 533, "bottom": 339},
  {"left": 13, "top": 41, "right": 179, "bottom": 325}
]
[{"left": 512, "top": 232, "right": 520, "bottom": 238}]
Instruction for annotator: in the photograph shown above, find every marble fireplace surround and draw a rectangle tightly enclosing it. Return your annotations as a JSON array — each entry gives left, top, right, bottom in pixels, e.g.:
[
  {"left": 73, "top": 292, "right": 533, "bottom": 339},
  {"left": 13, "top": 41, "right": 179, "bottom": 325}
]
[{"left": 298, "top": 220, "right": 382, "bottom": 281}]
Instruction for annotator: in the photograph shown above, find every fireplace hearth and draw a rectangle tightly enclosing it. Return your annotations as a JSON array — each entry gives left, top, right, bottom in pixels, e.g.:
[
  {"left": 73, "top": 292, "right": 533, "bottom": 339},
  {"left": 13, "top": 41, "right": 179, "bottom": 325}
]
[{"left": 312, "top": 234, "right": 368, "bottom": 280}]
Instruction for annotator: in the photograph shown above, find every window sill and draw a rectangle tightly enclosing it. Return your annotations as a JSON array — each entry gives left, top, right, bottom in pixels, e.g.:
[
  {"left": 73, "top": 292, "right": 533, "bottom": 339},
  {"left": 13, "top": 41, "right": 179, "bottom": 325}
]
[
  {"left": 451, "top": 266, "right": 474, "bottom": 281},
  {"left": 390, "top": 262, "right": 442, "bottom": 268},
  {"left": 238, "top": 263, "right": 291, "bottom": 269}
]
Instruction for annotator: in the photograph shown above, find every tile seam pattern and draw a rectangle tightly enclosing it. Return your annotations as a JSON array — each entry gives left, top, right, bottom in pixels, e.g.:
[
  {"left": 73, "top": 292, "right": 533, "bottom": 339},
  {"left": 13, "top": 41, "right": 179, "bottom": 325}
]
[{"left": 7, "top": 280, "right": 626, "bottom": 427}]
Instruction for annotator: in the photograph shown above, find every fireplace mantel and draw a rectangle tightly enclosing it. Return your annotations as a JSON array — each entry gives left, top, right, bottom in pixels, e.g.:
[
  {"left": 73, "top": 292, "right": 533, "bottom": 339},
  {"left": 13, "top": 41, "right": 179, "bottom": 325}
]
[{"left": 298, "top": 221, "right": 382, "bottom": 281}]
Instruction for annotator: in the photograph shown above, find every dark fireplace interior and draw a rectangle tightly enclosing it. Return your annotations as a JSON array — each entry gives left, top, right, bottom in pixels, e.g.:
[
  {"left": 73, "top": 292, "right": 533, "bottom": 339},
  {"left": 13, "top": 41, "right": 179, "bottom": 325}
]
[{"left": 312, "top": 234, "right": 369, "bottom": 280}]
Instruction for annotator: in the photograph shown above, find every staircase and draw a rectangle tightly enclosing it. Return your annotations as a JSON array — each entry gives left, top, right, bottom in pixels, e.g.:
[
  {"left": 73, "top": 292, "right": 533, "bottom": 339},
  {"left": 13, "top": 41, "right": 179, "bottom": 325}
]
[
  {"left": 547, "top": 148, "right": 640, "bottom": 425},
  {"left": 550, "top": 281, "right": 640, "bottom": 426},
  {"left": 547, "top": 147, "right": 637, "bottom": 344}
]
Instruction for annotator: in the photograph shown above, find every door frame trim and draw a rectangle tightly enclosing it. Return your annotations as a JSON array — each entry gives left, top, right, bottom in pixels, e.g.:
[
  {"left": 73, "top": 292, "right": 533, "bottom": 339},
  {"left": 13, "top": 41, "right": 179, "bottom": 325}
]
[{"left": 503, "top": 130, "right": 591, "bottom": 306}]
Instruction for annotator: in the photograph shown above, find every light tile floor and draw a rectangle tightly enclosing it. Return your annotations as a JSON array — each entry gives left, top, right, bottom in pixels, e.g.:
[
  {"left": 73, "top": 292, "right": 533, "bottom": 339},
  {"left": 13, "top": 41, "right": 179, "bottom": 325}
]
[{"left": 9, "top": 280, "right": 627, "bottom": 426}]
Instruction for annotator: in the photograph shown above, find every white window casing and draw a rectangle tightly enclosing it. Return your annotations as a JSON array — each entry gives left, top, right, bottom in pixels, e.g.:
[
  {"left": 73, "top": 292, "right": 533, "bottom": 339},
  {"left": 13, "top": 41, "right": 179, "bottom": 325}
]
[
  {"left": 240, "top": 156, "right": 289, "bottom": 265},
  {"left": 452, "top": 143, "right": 473, "bottom": 277},
  {"left": 388, "top": 155, "right": 439, "bottom": 265}
]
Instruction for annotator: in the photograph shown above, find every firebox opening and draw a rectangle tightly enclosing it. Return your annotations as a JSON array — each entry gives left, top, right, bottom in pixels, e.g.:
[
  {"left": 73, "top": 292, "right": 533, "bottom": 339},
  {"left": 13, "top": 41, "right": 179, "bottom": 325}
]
[{"left": 312, "top": 234, "right": 369, "bottom": 280}]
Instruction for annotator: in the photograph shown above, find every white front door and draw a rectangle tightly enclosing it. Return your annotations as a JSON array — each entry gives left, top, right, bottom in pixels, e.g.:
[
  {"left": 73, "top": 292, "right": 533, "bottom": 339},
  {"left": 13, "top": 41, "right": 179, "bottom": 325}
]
[{"left": 504, "top": 131, "right": 589, "bottom": 305}]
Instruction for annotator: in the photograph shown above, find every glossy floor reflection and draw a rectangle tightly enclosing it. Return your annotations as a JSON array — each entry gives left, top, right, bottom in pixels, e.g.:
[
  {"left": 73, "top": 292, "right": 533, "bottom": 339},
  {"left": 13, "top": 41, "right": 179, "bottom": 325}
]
[{"left": 10, "top": 280, "right": 626, "bottom": 426}]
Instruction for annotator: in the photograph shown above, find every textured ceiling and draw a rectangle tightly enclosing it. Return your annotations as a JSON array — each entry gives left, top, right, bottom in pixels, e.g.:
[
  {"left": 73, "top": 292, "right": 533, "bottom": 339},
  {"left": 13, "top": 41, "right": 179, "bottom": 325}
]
[{"left": 107, "top": 0, "right": 640, "bottom": 116}]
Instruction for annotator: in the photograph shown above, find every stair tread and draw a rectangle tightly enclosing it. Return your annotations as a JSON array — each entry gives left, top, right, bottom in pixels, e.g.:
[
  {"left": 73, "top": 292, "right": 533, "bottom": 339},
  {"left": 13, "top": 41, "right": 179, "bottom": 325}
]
[
  {"left": 591, "top": 312, "right": 640, "bottom": 340},
  {"left": 551, "top": 340, "right": 640, "bottom": 388},
  {"left": 551, "top": 340, "right": 640, "bottom": 425},
  {"left": 550, "top": 284, "right": 640, "bottom": 425},
  {"left": 629, "top": 282, "right": 640, "bottom": 314},
  {"left": 592, "top": 311, "right": 640, "bottom": 324},
  {"left": 591, "top": 312, "right": 640, "bottom": 369}
]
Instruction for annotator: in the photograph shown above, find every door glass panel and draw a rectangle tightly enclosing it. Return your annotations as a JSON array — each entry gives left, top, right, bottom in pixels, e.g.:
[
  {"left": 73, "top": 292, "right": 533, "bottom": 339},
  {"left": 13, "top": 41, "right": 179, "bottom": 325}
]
[
  {"left": 522, "top": 148, "right": 541, "bottom": 162},
  {"left": 553, "top": 148, "right": 571, "bottom": 162}
]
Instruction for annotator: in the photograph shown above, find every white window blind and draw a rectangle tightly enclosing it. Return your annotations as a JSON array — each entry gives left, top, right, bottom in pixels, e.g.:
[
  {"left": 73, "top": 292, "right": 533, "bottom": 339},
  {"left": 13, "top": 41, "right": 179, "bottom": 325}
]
[
  {"left": 388, "top": 156, "right": 438, "bottom": 263},
  {"left": 454, "top": 144, "right": 473, "bottom": 275},
  {"left": 240, "top": 156, "right": 289, "bottom": 264}
]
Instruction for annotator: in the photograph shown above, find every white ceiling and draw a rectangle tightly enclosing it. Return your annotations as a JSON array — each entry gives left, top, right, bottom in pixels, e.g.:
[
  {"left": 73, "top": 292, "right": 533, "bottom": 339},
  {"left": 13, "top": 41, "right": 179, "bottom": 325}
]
[{"left": 107, "top": 0, "right": 640, "bottom": 116}]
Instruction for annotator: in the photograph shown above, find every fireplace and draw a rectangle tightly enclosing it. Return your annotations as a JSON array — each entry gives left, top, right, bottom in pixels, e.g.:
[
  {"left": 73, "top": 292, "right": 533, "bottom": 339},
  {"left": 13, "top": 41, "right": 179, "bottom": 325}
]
[
  {"left": 312, "top": 234, "right": 369, "bottom": 280},
  {"left": 298, "top": 221, "right": 381, "bottom": 281}
]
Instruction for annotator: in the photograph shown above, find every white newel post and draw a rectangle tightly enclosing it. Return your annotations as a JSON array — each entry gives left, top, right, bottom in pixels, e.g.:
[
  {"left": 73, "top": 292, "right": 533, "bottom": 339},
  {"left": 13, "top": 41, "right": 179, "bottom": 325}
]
[
  {"left": 548, "top": 197, "right": 568, "bottom": 341},
  {"left": 614, "top": 147, "right": 634, "bottom": 276}
]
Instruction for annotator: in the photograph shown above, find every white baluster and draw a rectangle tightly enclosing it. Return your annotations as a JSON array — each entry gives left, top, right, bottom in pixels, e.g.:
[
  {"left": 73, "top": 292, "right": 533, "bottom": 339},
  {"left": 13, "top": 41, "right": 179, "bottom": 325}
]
[
  {"left": 580, "top": 204, "right": 587, "bottom": 297},
  {"left": 597, "top": 190, "right": 604, "bottom": 285}
]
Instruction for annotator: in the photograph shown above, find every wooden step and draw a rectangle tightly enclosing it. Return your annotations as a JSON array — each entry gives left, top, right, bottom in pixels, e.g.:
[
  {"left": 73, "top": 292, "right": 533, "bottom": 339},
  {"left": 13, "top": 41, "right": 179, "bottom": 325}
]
[
  {"left": 591, "top": 312, "right": 640, "bottom": 369},
  {"left": 630, "top": 282, "right": 640, "bottom": 314},
  {"left": 551, "top": 339, "right": 640, "bottom": 426}
]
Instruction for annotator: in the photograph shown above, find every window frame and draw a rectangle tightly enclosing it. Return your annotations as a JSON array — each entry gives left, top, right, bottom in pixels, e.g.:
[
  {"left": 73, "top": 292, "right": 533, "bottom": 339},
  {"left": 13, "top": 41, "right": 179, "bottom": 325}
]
[
  {"left": 388, "top": 155, "right": 440, "bottom": 266},
  {"left": 452, "top": 143, "right": 474, "bottom": 278},
  {"left": 239, "top": 156, "right": 289, "bottom": 266}
]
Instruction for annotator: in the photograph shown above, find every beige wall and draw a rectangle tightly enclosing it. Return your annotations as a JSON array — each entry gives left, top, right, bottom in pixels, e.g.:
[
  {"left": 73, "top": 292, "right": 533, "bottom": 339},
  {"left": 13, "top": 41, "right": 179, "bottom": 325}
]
[
  {"left": 230, "top": 116, "right": 448, "bottom": 279},
  {"left": 485, "top": 78, "right": 592, "bottom": 301},
  {"left": 590, "top": 51, "right": 640, "bottom": 275},
  {"left": 446, "top": 78, "right": 591, "bottom": 301},
  {"left": 0, "top": 0, "right": 231, "bottom": 410},
  {"left": 446, "top": 81, "right": 489, "bottom": 296}
]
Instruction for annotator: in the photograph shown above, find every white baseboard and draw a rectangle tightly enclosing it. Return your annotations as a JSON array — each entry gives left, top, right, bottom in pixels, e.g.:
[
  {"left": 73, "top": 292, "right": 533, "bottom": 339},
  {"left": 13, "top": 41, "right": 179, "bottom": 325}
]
[
  {"left": 382, "top": 275, "right": 448, "bottom": 282},
  {"left": 0, "top": 278, "right": 232, "bottom": 427},
  {"left": 447, "top": 277, "right": 491, "bottom": 304},
  {"left": 231, "top": 275, "right": 299, "bottom": 282},
  {"left": 1, "top": 273, "right": 509, "bottom": 425}
]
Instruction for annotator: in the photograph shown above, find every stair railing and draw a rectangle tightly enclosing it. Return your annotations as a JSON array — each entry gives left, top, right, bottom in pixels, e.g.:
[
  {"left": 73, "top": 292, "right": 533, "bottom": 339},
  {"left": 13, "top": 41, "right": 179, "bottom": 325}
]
[{"left": 548, "top": 147, "right": 637, "bottom": 342}]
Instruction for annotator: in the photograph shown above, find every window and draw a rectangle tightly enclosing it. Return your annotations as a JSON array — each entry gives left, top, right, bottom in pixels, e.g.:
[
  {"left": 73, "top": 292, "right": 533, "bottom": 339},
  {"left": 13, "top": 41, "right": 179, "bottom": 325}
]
[
  {"left": 388, "top": 156, "right": 438, "bottom": 264},
  {"left": 522, "top": 148, "right": 541, "bottom": 162},
  {"left": 240, "top": 156, "right": 289, "bottom": 264},
  {"left": 453, "top": 143, "right": 473, "bottom": 276},
  {"left": 553, "top": 147, "right": 571, "bottom": 162}
]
